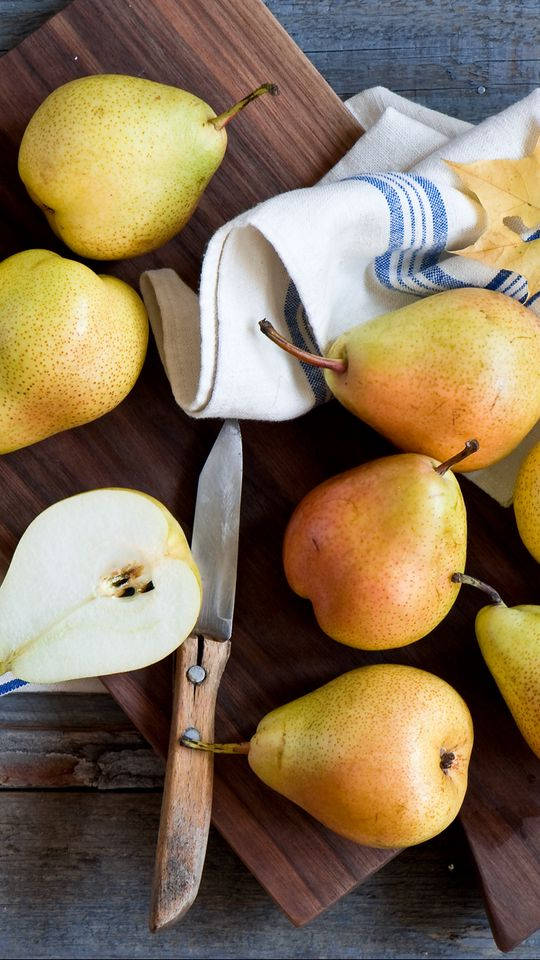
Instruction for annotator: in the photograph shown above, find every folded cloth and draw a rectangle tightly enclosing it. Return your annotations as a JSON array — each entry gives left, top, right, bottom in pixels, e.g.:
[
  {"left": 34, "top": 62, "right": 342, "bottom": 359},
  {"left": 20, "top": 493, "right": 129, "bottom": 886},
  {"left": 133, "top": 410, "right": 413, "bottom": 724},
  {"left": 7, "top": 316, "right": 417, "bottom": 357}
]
[{"left": 140, "top": 86, "right": 540, "bottom": 507}]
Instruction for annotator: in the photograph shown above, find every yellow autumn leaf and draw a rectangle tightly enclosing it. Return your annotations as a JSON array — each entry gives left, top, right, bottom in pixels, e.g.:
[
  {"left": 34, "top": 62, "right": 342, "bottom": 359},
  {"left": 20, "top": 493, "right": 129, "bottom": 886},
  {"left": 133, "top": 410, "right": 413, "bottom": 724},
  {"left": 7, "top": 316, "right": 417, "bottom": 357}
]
[{"left": 446, "top": 139, "right": 540, "bottom": 296}]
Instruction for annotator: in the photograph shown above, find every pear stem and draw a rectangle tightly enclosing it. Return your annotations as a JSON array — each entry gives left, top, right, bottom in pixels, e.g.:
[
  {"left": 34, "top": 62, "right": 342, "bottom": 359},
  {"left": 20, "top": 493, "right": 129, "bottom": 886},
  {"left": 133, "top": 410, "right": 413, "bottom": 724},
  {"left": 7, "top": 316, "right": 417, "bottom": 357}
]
[
  {"left": 211, "top": 83, "right": 278, "bottom": 130},
  {"left": 434, "top": 439, "right": 479, "bottom": 475},
  {"left": 451, "top": 573, "right": 504, "bottom": 605},
  {"left": 259, "top": 319, "right": 347, "bottom": 374},
  {"left": 180, "top": 736, "right": 250, "bottom": 755}
]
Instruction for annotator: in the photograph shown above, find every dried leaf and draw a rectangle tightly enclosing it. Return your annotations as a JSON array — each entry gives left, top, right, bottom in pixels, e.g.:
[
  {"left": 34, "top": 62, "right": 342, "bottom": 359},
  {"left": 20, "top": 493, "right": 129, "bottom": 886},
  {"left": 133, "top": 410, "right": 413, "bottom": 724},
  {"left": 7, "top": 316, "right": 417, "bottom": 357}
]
[{"left": 446, "top": 139, "right": 540, "bottom": 296}]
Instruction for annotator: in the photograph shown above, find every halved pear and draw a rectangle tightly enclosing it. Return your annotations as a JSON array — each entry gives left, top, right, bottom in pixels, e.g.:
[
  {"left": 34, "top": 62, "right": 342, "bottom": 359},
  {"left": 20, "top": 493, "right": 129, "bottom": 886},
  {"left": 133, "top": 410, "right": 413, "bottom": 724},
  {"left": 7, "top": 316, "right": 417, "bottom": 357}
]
[{"left": 0, "top": 489, "right": 201, "bottom": 682}]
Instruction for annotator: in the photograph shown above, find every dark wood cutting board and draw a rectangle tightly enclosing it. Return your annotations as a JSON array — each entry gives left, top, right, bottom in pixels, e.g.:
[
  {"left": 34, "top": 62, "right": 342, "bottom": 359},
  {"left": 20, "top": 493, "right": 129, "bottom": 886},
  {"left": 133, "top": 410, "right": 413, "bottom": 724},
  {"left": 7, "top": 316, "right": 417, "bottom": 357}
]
[{"left": 0, "top": 0, "right": 538, "bottom": 951}]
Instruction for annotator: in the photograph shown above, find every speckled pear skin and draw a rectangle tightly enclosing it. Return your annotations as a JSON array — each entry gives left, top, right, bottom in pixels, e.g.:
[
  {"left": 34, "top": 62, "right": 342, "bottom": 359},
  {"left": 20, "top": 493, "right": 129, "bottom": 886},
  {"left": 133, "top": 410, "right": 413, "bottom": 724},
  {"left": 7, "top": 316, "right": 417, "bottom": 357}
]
[
  {"left": 283, "top": 452, "right": 466, "bottom": 650},
  {"left": 476, "top": 603, "right": 540, "bottom": 759},
  {"left": 325, "top": 288, "right": 540, "bottom": 472},
  {"left": 0, "top": 249, "right": 148, "bottom": 453},
  {"left": 513, "top": 442, "right": 540, "bottom": 562},
  {"left": 248, "top": 664, "right": 474, "bottom": 848},
  {"left": 18, "top": 74, "right": 228, "bottom": 260}
]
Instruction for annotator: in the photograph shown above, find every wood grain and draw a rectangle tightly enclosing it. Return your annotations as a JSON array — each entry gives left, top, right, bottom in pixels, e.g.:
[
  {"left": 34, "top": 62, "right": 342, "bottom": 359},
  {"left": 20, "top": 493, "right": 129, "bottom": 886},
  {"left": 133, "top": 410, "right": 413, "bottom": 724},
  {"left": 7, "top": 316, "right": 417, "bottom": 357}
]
[
  {"left": 4, "top": 781, "right": 538, "bottom": 960},
  {"left": 267, "top": 0, "right": 539, "bottom": 122},
  {"left": 150, "top": 635, "right": 231, "bottom": 931},
  {"left": 0, "top": 693, "right": 539, "bottom": 957},
  {"left": 0, "top": 0, "right": 538, "bottom": 951},
  {"left": 0, "top": 726, "right": 163, "bottom": 789},
  {"left": 1, "top": 0, "right": 538, "bottom": 123}
]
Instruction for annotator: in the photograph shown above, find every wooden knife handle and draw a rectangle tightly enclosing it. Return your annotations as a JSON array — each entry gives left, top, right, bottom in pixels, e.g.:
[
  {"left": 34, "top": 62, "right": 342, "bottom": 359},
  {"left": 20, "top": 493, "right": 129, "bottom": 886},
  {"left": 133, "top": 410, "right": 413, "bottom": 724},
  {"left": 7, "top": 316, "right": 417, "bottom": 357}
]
[{"left": 149, "top": 633, "right": 231, "bottom": 931}]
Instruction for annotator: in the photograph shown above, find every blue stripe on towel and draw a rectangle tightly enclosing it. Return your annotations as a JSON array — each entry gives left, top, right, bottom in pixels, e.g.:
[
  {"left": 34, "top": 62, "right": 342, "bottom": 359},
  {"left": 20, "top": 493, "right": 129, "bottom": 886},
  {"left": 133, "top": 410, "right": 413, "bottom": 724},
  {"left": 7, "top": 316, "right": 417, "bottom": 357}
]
[
  {"left": 345, "top": 173, "right": 530, "bottom": 300},
  {"left": 283, "top": 282, "right": 329, "bottom": 403},
  {"left": 486, "top": 269, "right": 514, "bottom": 291},
  {"left": 0, "top": 678, "right": 28, "bottom": 696}
]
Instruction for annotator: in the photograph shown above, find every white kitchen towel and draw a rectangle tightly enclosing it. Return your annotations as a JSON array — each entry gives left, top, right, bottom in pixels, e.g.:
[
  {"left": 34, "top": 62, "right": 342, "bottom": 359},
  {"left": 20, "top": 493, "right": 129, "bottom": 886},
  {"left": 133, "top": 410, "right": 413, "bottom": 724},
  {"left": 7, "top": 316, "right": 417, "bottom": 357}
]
[{"left": 140, "top": 86, "right": 540, "bottom": 505}]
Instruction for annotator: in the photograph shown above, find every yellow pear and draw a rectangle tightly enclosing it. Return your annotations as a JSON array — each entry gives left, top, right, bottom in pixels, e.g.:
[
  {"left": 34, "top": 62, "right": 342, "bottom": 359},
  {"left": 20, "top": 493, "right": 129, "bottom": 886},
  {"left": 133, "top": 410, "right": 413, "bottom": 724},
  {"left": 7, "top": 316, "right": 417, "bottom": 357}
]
[
  {"left": 0, "top": 489, "right": 201, "bottom": 682},
  {"left": 283, "top": 442, "right": 476, "bottom": 650},
  {"left": 260, "top": 288, "right": 540, "bottom": 470},
  {"left": 18, "top": 75, "right": 276, "bottom": 260},
  {"left": 453, "top": 573, "right": 540, "bottom": 758},
  {"left": 0, "top": 249, "right": 148, "bottom": 452},
  {"left": 514, "top": 441, "right": 540, "bottom": 562},
  {"left": 183, "top": 664, "right": 474, "bottom": 848}
]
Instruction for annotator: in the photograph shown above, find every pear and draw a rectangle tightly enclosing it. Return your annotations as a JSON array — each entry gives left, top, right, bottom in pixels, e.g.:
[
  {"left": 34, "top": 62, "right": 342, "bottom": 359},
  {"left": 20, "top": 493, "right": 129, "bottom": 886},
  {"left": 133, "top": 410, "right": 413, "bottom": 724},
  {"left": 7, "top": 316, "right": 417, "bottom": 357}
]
[
  {"left": 183, "top": 664, "right": 474, "bottom": 848},
  {"left": 452, "top": 574, "right": 540, "bottom": 759},
  {"left": 260, "top": 287, "right": 540, "bottom": 470},
  {"left": 0, "top": 489, "right": 201, "bottom": 683},
  {"left": 0, "top": 249, "right": 148, "bottom": 452},
  {"left": 513, "top": 441, "right": 540, "bottom": 562},
  {"left": 283, "top": 441, "right": 476, "bottom": 650},
  {"left": 18, "top": 75, "right": 277, "bottom": 260}
]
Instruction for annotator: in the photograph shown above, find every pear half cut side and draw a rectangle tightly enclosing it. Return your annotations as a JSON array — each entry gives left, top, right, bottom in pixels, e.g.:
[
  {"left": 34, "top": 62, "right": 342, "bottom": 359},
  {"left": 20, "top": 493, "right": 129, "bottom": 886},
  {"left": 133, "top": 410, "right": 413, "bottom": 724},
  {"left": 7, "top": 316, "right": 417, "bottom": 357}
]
[{"left": 0, "top": 489, "right": 201, "bottom": 683}]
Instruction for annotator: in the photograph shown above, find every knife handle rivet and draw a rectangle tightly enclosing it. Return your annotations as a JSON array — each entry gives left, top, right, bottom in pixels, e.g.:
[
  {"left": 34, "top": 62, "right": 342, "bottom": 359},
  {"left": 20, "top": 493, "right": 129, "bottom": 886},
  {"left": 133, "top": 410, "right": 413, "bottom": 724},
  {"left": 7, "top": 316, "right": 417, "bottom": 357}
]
[
  {"left": 182, "top": 726, "right": 201, "bottom": 743},
  {"left": 187, "top": 664, "right": 207, "bottom": 685}
]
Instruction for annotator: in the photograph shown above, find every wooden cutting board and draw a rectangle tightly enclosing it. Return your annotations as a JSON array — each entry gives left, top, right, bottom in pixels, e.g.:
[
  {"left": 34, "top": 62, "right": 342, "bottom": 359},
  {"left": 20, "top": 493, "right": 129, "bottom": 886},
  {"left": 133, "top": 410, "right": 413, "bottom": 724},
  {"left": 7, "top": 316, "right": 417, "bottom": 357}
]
[{"left": 0, "top": 0, "right": 538, "bottom": 951}]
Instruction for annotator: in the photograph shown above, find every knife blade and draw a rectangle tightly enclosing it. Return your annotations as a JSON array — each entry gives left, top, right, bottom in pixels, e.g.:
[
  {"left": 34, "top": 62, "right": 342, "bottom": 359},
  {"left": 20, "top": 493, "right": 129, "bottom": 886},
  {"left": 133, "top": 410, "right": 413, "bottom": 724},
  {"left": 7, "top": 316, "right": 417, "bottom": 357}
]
[
  {"left": 191, "top": 419, "right": 242, "bottom": 641},
  {"left": 149, "top": 420, "right": 242, "bottom": 931}
]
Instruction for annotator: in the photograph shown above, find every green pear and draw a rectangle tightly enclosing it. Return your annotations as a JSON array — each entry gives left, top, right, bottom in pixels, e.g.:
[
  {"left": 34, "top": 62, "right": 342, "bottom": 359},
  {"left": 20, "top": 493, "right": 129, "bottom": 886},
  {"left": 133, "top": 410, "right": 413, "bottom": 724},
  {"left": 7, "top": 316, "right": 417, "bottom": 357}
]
[
  {"left": 0, "top": 489, "right": 201, "bottom": 683},
  {"left": 260, "top": 287, "right": 540, "bottom": 470},
  {"left": 18, "top": 75, "right": 277, "bottom": 260},
  {"left": 514, "top": 441, "right": 540, "bottom": 562},
  {"left": 0, "top": 249, "right": 148, "bottom": 452},
  {"left": 283, "top": 441, "right": 477, "bottom": 650},
  {"left": 182, "top": 664, "right": 474, "bottom": 848},
  {"left": 452, "top": 573, "right": 540, "bottom": 758}
]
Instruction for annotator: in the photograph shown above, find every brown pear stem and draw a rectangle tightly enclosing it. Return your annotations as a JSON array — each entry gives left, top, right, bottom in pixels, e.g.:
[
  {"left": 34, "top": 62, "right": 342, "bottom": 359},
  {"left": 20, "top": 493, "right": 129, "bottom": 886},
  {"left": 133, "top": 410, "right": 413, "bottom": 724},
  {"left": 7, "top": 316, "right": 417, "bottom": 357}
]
[
  {"left": 435, "top": 439, "right": 479, "bottom": 475},
  {"left": 451, "top": 573, "right": 504, "bottom": 605},
  {"left": 211, "top": 83, "right": 278, "bottom": 130},
  {"left": 180, "top": 735, "right": 250, "bottom": 755},
  {"left": 259, "top": 319, "right": 347, "bottom": 374}
]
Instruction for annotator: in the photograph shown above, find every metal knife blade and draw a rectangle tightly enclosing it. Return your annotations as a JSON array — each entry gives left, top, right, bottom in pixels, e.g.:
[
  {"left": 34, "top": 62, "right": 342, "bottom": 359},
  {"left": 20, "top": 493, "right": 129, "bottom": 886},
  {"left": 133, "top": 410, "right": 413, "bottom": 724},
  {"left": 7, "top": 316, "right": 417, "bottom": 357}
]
[{"left": 191, "top": 420, "right": 242, "bottom": 641}]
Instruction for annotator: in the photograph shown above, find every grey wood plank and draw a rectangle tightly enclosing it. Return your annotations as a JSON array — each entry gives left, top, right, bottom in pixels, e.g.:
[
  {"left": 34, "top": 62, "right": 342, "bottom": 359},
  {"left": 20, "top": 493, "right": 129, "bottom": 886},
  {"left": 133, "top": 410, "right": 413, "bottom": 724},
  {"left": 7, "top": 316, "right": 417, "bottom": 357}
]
[
  {"left": 1, "top": 696, "right": 539, "bottom": 957},
  {"left": 0, "top": 0, "right": 67, "bottom": 51},
  {"left": 0, "top": 725, "right": 163, "bottom": 788},
  {"left": 0, "top": 692, "right": 131, "bottom": 726},
  {"left": 1, "top": 791, "right": 539, "bottom": 960},
  {"left": 0, "top": 695, "right": 164, "bottom": 787},
  {"left": 1, "top": 0, "right": 538, "bottom": 121},
  {"left": 263, "top": 0, "right": 539, "bottom": 121}
]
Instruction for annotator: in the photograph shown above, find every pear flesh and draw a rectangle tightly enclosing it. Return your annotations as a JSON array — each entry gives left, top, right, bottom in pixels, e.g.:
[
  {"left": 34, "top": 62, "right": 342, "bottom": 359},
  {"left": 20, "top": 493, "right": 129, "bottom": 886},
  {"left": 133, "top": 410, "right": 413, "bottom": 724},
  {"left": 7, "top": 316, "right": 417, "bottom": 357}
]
[
  {"left": 0, "top": 489, "right": 201, "bottom": 683},
  {"left": 283, "top": 452, "right": 467, "bottom": 649},
  {"left": 476, "top": 602, "right": 540, "bottom": 759},
  {"left": 248, "top": 664, "right": 474, "bottom": 848},
  {"left": 19, "top": 75, "right": 227, "bottom": 260},
  {"left": 513, "top": 441, "right": 540, "bottom": 562},
  {"left": 323, "top": 289, "right": 539, "bottom": 471},
  {"left": 0, "top": 250, "right": 148, "bottom": 453}
]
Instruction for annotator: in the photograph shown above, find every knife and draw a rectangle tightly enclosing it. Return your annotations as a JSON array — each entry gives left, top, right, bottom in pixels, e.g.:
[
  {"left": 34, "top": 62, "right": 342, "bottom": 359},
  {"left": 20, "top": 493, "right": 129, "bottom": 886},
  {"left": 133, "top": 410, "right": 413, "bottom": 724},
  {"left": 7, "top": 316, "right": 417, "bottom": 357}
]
[{"left": 149, "top": 420, "right": 242, "bottom": 931}]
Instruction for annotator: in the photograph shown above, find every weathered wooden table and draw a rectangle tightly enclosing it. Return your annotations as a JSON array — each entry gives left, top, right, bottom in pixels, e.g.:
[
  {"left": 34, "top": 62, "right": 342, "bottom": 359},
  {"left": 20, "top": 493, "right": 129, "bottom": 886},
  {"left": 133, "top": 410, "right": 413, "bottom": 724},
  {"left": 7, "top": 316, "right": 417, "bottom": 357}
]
[{"left": 0, "top": 3, "right": 538, "bottom": 958}]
